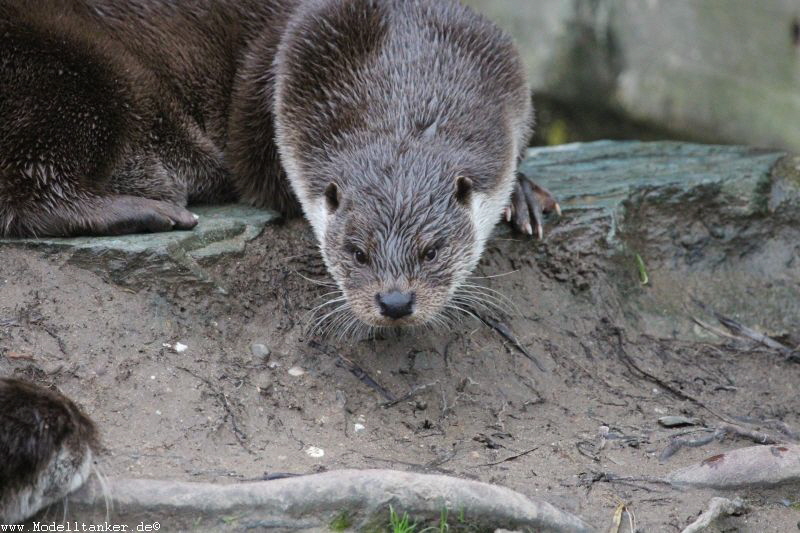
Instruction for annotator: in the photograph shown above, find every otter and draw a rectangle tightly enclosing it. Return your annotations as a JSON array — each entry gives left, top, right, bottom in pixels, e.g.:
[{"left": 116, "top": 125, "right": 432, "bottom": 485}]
[
  {"left": 0, "top": 0, "right": 558, "bottom": 327},
  {"left": 0, "top": 378, "right": 99, "bottom": 523}
]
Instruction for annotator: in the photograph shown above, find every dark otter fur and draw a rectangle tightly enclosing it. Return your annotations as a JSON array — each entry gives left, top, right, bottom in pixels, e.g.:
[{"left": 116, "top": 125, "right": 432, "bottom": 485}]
[
  {"left": 0, "top": 378, "right": 99, "bottom": 523},
  {"left": 0, "top": 0, "right": 298, "bottom": 236},
  {"left": 1, "top": 0, "right": 556, "bottom": 326}
]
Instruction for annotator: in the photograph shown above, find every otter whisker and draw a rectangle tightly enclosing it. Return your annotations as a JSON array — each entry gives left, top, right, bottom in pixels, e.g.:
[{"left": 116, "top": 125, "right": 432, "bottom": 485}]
[
  {"left": 93, "top": 462, "right": 113, "bottom": 522},
  {"left": 451, "top": 293, "right": 505, "bottom": 316},
  {"left": 458, "top": 291, "right": 516, "bottom": 313},
  {"left": 415, "top": 318, "right": 437, "bottom": 335},
  {"left": 342, "top": 314, "right": 367, "bottom": 341},
  {"left": 306, "top": 290, "right": 347, "bottom": 309},
  {"left": 426, "top": 303, "right": 461, "bottom": 330},
  {"left": 459, "top": 282, "right": 518, "bottom": 307},
  {"left": 427, "top": 312, "right": 452, "bottom": 332},
  {"left": 313, "top": 289, "right": 347, "bottom": 300},
  {"left": 325, "top": 311, "right": 353, "bottom": 338},
  {"left": 442, "top": 303, "right": 478, "bottom": 323},
  {"left": 317, "top": 309, "right": 351, "bottom": 337},
  {"left": 323, "top": 304, "right": 360, "bottom": 338},
  {"left": 292, "top": 270, "right": 337, "bottom": 287},
  {"left": 456, "top": 283, "right": 519, "bottom": 316},
  {"left": 305, "top": 301, "right": 348, "bottom": 327},
  {"left": 309, "top": 306, "right": 345, "bottom": 334},
  {"left": 311, "top": 301, "right": 350, "bottom": 335},
  {"left": 459, "top": 280, "right": 513, "bottom": 296},
  {"left": 332, "top": 313, "right": 356, "bottom": 340},
  {"left": 467, "top": 269, "right": 520, "bottom": 280},
  {"left": 345, "top": 320, "right": 366, "bottom": 341},
  {"left": 304, "top": 294, "right": 348, "bottom": 322},
  {"left": 452, "top": 291, "right": 507, "bottom": 312}
]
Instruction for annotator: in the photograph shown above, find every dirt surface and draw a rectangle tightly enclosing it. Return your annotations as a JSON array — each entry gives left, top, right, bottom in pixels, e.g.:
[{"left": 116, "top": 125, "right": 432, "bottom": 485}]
[{"left": 2, "top": 144, "right": 799, "bottom": 531}]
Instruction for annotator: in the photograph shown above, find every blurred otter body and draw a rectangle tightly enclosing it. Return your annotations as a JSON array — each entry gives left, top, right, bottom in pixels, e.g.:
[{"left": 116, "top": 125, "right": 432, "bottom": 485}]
[
  {"left": 1, "top": 0, "right": 553, "bottom": 327},
  {"left": 0, "top": 378, "right": 99, "bottom": 523}
]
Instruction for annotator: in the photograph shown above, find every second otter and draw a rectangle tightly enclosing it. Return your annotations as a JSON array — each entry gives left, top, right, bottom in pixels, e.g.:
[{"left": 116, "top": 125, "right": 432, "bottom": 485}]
[
  {"left": 0, "top": 0, "right": 558, "bottom": 327},
  {"left": 0, "top": 378, "right": 99, "bottom": 523}
]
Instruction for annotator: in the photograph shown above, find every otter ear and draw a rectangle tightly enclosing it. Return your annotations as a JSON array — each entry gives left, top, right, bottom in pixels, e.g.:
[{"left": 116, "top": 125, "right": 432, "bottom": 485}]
[
  {"left": 324, "top": 182, "right": 340, "bottom": 212},
  {"left": 454, "top": 176, "right": 473, "bottom": 206}
]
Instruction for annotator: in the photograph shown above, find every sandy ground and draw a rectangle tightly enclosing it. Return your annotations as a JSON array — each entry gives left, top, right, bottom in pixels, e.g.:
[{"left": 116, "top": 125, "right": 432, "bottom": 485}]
[{"left": 1, "top": 210, "right": 799, "bottom": 531}]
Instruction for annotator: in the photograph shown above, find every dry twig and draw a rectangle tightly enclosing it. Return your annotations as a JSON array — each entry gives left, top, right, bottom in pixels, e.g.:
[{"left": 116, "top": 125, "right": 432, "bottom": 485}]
[{"left": 681, "top": 497, "right": 747, "bottom": 533}]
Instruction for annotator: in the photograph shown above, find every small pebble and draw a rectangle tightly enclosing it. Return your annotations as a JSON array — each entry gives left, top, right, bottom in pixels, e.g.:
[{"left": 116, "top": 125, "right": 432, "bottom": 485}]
[
  {"left": 251, "top": 343, "right": 270, "bottom": 358},
  {"left": 288, "top": 366, "right": 305, "bottom": 377},
  {"left": 305, "top": 446, "right": 324, "bottom": 458},
  {"left": 267, "top": 361, "right": 280, "bottom": 369},
  {"left": 354, "top": 423, "right": 366, "bottom": 433},
  {"left": 174, "top": 342, "right": 188, "bottom": 353}
]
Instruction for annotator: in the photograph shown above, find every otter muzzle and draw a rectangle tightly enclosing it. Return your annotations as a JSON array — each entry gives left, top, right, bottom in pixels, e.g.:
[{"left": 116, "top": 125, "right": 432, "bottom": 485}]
[{"left": 376, "top": 291, "right": 415, "bottom": 319}]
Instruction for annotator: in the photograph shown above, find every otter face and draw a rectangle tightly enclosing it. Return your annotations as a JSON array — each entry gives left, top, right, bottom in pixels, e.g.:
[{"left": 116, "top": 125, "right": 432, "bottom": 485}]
[{"left": 319, "top": 174, "right": 481, "bottom": 329}]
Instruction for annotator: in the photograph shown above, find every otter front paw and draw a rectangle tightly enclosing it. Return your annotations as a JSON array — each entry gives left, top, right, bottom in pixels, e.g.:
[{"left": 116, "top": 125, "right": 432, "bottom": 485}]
[
  {"left": 504, "top": 173, "right": 561, "bottom": 239},
  {"left": 95, "top": 196, "right": 199, "bottom": 235},
  {"left": 99, "top": 196, "right": 197, "bottom": 235}
]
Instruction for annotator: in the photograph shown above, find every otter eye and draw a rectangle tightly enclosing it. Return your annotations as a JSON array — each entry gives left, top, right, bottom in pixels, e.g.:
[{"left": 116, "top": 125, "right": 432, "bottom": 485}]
[
  {"left": 353, "top": 249, "right": 368, "bottom": 265},
  {"left": 423, "top": 247, "right": 438, "bottom": 262}
]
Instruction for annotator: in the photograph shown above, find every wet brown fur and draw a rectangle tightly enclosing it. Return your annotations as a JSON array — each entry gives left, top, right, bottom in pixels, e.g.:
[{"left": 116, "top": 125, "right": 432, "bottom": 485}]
[
  {"left": 0, "top": 0, "right": 301, "bottom": 237},
  {"left": 0, "top": 378, "right": 99, "bottom": 522}
]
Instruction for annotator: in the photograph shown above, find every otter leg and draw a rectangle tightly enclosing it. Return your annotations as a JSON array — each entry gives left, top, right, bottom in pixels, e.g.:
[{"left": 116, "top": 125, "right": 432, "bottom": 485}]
[
  {"left": 77, "top": 196, "right": 197, "bottom": 235},
  {"left": 0, "top": 184, "right": 198, "bottom": 238},
  {"left": 45, "top": 195, "right": 196, "bottom": 237},
  {"left": 505, "top": 172, "right": 561, "bottom": 239},
  {"left": 0, "top": 18, "right": 197, "bottom": 238}
]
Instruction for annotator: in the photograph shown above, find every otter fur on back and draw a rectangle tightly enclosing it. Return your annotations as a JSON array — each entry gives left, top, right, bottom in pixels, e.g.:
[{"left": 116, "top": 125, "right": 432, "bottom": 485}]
[{"left": 1, "top": 0, "right": 545, "bottom": 327}]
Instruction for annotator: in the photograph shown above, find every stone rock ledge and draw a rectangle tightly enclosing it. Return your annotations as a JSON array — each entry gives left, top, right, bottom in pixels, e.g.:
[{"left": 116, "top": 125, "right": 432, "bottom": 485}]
[{"left": 0, "top": 205, "right": 279, "bottom": 289}]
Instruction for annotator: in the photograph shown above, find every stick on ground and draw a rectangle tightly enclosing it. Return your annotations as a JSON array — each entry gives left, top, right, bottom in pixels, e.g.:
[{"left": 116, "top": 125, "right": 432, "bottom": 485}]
[{"left": 681, "top": 497, "right": 747, "bottom": 533}]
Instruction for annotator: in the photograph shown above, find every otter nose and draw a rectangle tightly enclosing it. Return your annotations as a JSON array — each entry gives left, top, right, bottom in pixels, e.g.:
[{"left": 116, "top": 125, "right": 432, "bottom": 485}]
[{"left": 376, "top": 291, "right": 415, "bottom": 319}]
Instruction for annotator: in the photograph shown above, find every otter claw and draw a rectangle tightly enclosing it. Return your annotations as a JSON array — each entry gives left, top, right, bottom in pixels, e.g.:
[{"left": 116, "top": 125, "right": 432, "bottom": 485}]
[{"left": 507, "top": 173, "right": 560, "bottom": 240}]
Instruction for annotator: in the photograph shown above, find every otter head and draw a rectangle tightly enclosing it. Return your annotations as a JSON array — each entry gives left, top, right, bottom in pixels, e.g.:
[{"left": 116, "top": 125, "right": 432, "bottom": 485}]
[{"left": 313, "top": 147, "right": 488, "bottom": 329}]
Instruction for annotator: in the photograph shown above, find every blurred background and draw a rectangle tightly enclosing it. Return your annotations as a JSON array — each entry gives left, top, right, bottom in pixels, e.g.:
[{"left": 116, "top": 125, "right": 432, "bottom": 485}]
[{"left": 464, "top": 0, "right": 800, "bottom": 151}]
